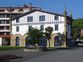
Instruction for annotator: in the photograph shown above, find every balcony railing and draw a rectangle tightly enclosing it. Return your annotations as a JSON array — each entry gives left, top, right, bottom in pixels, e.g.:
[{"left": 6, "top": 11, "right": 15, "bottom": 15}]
[
  {"left": 0, "top": 23, "right": 10, "bottom": 26},
  {"left": 0, "top": 30, "right": 10, "bottom": 32}
]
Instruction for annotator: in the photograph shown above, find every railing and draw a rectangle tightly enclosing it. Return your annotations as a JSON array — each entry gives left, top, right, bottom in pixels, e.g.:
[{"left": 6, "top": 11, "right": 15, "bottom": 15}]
[
  {"left": 0, "top": 24, "right": 10, "bottom": 26},
  {"left": 0, "top": 30, "right": 10, "bottom": 32}
]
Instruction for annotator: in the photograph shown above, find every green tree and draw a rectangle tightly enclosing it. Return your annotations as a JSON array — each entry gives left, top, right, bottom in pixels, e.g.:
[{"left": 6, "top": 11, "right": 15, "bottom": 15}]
[
  {"left": 27, "top": 27, "right": 44, "bottom": 47},
  {"left": 72, "top": 26, "right": 80, "bottom": 40},
  {"left": 57, "top": 33, "right": 65, "bottom": 48},
  {"left": 45, "top": 26, "right": 53, "bottom": 47},
  {"left": 72, "top": 18, "right": 83, "bottom": 40}
]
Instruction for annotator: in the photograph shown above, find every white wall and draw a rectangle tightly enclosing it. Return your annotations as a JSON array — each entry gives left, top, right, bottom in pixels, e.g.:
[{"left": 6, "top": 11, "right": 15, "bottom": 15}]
[{"left": 12, "top": 11, "right": 65, "bottom": 35}]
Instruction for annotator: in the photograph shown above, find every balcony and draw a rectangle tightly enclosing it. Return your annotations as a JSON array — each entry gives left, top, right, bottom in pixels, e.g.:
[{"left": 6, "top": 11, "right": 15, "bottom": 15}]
[
  {"left": 0, "top": 21, "right": 10, "bottom": 26},
  {"left": 0, "top": 18, "right": 10, "bottom": 20},
  {"left": 0, "top": 24, "right": 10, "bottom": 26},
  {"left": 0, "top": 26, "right": 10, "bottom": 32},
  {"left": 0, "top": 30, "right": 10, "bottom": 32}
]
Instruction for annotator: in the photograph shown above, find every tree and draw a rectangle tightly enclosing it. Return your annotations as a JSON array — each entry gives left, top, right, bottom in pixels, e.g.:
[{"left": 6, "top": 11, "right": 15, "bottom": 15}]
[
  {"left": 27, "top": 27, "right": 44, "bottom": 47},
  {"left": 45, "top": 26, "right": 53, "bottom": 47},
  {"left": 72, "top": 18, "right": 83, "bottom": 40},
  {"left": 72, "top": 26, "right": 80, "bottom": 40},
  {"left": 57, "top": 33, "right": 65, "bottom": 48}
]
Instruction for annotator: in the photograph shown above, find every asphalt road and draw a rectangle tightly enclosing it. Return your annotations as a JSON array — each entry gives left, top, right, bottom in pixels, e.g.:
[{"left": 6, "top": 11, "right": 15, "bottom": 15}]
[
  {"left": 0, "top": 47, "right": 83, "bottom": 62},
  {"left": 23, "top": 47, "right": 83, "bottom": 62}
]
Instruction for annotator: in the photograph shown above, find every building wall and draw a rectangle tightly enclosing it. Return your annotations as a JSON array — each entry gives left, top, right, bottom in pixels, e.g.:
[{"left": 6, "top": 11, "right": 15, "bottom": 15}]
[
  {"left": 11, "top": 11, "right": 69, "bottom": 48},
  {"left": 12, "top": 11, "right": 65, "bottom": 35}
]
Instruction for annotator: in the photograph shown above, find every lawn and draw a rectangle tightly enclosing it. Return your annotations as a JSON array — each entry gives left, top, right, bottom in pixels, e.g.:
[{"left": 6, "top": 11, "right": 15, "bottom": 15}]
[{"left": 0, "top": 46, "right": 24, "bottom": 50}]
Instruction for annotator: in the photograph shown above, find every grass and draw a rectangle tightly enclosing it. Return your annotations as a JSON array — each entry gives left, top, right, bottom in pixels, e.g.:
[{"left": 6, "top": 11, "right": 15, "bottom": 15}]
[{"left": 0, "top": 46, "right": 24, "bottom": 50}]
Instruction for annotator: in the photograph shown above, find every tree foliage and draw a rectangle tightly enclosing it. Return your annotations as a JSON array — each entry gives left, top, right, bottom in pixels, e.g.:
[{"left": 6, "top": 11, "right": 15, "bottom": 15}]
[
  {"left": 57, "top": 33, "right": 65, "bottom": 48},
  {"left": 45, "top": 26, "right": 53, "bottom": 40},
  {"left": 45, "top": 26, "right": 53, "bottom": 47},
  {"left": 72, "top": 18, "right": 83, "bottom": 40},
  {"left": 27, "top": 27, "right": 44, "bottom": 45}
]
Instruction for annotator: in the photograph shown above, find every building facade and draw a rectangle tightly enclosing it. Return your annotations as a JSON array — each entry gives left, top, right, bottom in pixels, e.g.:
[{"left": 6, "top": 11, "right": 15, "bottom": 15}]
[
  {"left": 11, "top": 10, "right": 72, "bottom": 47},
  {"left": 0, "top": 4, "right": 41, "bottom": 46}
]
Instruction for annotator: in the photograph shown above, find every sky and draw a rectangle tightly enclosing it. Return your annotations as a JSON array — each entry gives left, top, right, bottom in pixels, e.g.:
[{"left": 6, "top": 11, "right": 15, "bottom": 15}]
[{"left": 0, "top": 0, "right": 82, "bottom": 19}]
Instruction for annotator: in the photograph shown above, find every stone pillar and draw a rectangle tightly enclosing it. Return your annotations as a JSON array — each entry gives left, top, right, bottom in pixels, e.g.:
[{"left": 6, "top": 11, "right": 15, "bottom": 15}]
[{"left": 10, "top": 35, "right": 15, "bottom": 46}]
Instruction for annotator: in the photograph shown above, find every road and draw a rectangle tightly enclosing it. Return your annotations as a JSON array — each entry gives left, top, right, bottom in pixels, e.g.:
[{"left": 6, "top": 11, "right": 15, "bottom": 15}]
[
  {"left": 0, "top": 47, "right": 83, "bottom": 62},
  {"left": 23, "top": 47, "right": 83, "bottom": 62}
]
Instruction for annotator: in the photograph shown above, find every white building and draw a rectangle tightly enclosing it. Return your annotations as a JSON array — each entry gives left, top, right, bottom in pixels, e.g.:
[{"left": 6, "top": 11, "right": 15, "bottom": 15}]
[
  {"left": 11, "top": 9, "right": 72, "bottom": 47},
  {"left": 0, "top": 4, "right": 41, "bottom": 46}
]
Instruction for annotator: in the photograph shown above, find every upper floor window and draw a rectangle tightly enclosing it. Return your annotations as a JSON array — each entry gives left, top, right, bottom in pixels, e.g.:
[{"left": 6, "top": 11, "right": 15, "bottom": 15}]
[
  {"left": 40, "top": 25, "right": 44, "bottom": 31},
  {"left": 39, "top": 15, "right": 45, "bottom": 21},
  {"left": 27, "top": 16, "right": 33, "bottom": 22},
  {"left": 55, "top": 25, "right": 58, "bottom": 31},
  {"left": 16, "top": 18, "right": 19, "bottom": 23},
  {"left": 54, "top": 15, "right": 58, "bottom": 20},
  {"left": 16, "top": 26, "right": 19, "bottom": 32},
  {"left": 0, "top": 14, "right": 5, "bottom": 18}
]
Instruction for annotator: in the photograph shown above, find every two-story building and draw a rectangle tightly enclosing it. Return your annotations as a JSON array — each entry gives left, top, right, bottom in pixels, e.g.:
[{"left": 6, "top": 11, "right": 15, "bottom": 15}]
[{"left": 11, "top": 9, "right": 72, "bottom": 48}]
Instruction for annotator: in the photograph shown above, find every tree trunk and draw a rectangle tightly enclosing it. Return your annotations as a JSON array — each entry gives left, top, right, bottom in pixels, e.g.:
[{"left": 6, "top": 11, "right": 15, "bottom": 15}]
[{"left": 48, "top": 40, "right": 50, "bottom": 48}]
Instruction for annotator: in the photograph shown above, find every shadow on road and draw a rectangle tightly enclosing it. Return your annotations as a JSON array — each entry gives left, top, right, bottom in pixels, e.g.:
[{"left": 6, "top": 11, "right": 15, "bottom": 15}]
[{"left": 0, "top": 60, "right": 10, "bottom": 62}]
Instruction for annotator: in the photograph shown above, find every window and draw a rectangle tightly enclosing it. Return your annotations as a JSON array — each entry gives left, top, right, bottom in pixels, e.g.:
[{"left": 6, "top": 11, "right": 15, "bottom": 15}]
[
  {"left": 6, "top": 14, "right": 10, "bottom": 17},
  {"left": 40, "top": 25, "right": 44, "bottom": 31},
  {"left": 54, "top": 15, "right": 58, "bottom": 20},
  {"left": 16, "top": 18, "right": 19, "bottom": 23},
  {"left": 27, "top": 16, "right": 33, "bottom": 22},
  {"left": 0, "top": 14, "right": 5, "bottom": 18},
  {"left": 55, "top": 25, "right": 58, "bottom": 31},
  {"left": 39, "top": 15, "right": 45, "bottom": 21},
  {"left": 16, "top": 26, "right": 19, "bottom": 32}
]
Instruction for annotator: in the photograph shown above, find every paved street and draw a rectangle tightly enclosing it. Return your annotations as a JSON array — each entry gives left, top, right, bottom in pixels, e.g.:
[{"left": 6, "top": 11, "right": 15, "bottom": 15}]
[
  {"left": 22, "top": 47, "right": 83, "bottom": 62},
  {"left": 0, "top": 47, "right": 83, "bottom": 62}
]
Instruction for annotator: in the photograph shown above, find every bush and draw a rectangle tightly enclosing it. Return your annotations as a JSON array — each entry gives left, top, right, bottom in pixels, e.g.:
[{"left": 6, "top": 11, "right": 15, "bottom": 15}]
[{"left": 80, "top": 35, "right": 83, "bottom": 40}]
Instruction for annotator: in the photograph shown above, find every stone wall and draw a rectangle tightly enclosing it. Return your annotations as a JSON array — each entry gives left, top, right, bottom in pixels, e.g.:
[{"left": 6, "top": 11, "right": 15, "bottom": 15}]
[{"left": 11, "top": 34, "right": 28, "bottom": 47}]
